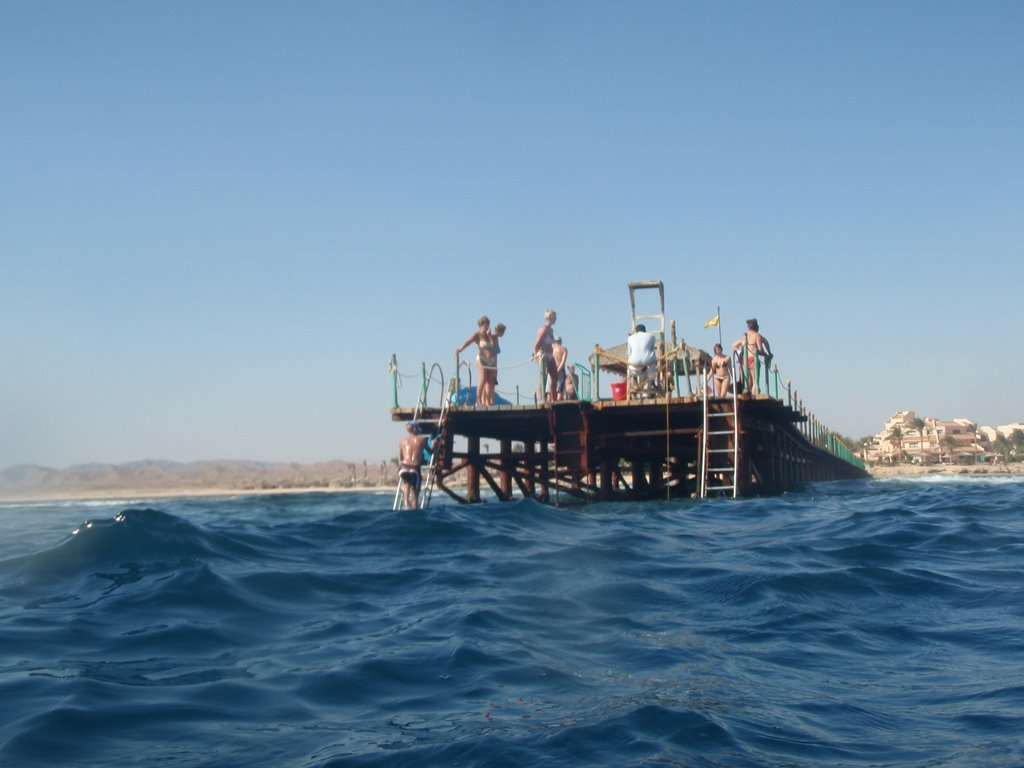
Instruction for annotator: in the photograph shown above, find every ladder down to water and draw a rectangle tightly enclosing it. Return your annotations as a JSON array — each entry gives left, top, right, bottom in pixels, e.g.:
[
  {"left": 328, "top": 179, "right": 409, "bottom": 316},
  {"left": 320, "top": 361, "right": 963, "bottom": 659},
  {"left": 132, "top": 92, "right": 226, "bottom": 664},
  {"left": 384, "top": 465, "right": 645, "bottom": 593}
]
[{"left": 700, "top": 382, "right": 740, "bottom": 499}]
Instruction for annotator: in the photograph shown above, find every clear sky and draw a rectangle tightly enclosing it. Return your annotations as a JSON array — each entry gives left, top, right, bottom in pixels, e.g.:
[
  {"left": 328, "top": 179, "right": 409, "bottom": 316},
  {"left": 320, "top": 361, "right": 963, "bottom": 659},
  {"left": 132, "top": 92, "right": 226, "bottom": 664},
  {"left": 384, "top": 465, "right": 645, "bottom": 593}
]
[{"left": 3, "top": 1, "right": 1022, "bottom": 469}]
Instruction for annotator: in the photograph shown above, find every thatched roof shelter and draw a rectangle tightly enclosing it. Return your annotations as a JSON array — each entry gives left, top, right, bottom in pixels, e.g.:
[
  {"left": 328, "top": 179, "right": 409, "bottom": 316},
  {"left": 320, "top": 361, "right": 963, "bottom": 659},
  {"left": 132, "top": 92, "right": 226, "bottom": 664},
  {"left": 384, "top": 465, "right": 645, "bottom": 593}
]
[{"left": 592, "top": 342, "right": 712, "bottom": 377}]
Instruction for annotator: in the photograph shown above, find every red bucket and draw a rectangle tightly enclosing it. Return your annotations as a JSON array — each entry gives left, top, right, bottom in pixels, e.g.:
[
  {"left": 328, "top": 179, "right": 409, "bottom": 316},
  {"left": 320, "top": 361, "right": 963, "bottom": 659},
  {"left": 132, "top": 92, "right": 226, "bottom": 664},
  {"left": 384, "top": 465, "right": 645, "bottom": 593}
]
[{"left": 610, "top": 381, "right": 627, "bottom": 401}]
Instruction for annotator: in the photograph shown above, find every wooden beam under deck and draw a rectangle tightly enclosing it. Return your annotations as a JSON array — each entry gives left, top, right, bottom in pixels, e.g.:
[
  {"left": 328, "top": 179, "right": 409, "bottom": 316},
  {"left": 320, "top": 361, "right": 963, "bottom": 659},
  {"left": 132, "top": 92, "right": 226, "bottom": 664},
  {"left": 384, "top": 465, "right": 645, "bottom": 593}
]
[{"left": 393, "top": 395, "right": 867, "bottom": 504}]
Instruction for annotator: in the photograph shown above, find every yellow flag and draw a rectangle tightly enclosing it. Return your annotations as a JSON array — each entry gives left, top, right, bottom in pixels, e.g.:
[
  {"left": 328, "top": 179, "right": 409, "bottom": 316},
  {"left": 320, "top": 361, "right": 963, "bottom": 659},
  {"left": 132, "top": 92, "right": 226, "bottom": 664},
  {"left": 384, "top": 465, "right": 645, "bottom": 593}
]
[{"left": 704, "top": 314, "right": 720, "bottom": 329}]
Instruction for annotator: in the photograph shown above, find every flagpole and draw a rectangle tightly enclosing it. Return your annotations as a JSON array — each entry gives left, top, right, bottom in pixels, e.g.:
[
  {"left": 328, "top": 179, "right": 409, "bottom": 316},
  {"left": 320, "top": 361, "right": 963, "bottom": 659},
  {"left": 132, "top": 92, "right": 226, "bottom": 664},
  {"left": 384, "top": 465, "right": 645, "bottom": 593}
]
[{"left": 717, "top": 305, "right": 722, "bottom": 348}]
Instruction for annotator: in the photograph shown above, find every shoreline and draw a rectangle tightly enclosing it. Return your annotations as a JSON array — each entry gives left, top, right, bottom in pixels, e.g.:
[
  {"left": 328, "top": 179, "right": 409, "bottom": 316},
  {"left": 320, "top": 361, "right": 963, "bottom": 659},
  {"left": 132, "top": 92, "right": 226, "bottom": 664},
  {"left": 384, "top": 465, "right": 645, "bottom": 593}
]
[
  {"left": 868, "top": 463, "right": 1024, "bottom": 479},
  {"left": 3, "top": 465, "right": 1021, "bottom": 505},
  {"left": 0, "top": 484, "right": 394, "bottom": 505}
]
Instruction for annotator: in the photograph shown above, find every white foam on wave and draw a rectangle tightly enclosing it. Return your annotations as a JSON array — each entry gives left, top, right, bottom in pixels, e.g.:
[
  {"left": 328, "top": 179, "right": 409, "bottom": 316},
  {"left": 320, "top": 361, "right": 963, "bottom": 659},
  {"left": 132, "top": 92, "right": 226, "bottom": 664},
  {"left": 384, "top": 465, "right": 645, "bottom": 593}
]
[
  {"left": 0, "top": 497, "right": 156, "bottom": 510},
  {"left": 875, "top": 473, "right": 1024, "bottom": 486}
]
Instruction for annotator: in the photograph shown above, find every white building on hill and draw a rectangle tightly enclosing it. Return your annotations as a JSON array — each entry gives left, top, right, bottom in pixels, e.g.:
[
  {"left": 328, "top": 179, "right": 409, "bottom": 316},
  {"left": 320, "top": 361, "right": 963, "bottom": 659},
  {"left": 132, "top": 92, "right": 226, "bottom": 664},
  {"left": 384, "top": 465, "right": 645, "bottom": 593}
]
[
  {"left": 979, "top": 423, "right": 1024, "bottom": 442},
  {"left": 867, "top": 411, "right": 993, "bottom": 465}
]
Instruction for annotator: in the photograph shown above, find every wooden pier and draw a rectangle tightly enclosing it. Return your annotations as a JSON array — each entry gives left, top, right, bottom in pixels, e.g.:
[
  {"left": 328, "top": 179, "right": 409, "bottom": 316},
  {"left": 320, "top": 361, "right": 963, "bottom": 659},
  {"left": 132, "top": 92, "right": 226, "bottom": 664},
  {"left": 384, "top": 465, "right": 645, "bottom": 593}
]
[{"left": 392, "top": 393, "right": 868, "bottom": 505}]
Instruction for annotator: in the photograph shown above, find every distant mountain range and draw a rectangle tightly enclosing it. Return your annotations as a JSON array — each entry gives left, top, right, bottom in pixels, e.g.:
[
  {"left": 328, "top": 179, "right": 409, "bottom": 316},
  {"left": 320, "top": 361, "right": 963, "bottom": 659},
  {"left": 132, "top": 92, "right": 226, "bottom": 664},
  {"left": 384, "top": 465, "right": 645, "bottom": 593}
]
[{"left": 0, "top": 459, "right": 392, "bottom": 500}]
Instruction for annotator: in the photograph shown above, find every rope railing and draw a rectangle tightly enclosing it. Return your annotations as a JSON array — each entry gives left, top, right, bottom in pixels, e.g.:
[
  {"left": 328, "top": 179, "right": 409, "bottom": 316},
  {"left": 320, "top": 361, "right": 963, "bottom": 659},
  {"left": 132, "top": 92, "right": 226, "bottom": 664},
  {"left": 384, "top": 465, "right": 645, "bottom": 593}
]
[
  {"left": 392, "top": 354, "right": 584, "bottom": 409},
  {"left": 453, "top": 350, "right": 545, "bottom": 406},
  {"left": 494, "top": 386, "right": 524, "bottom": 405},
  {"left": 389, "top": 353, "right": 865, "bottom": 472},
  {"left": 770, "top": 360, "right": 864, "bottom": 471}
]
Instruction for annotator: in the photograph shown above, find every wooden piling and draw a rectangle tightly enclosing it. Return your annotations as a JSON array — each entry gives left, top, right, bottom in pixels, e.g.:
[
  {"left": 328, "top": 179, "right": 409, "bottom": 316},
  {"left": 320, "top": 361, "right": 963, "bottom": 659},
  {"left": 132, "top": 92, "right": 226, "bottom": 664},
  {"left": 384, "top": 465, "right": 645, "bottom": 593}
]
[{"left": 394, "top": 395, "right": 867, "bottom": 505}]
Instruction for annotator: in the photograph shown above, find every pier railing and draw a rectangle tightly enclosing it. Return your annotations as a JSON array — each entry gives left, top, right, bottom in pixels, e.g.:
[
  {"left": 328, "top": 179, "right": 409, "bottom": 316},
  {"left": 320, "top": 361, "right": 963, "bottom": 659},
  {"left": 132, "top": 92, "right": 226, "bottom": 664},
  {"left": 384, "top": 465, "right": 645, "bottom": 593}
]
[
  {"left": 390, "top": 352, "right": 865, "bottom": 472},
  {"left": 769, "top": 359, "right": 865, "bottom": 471},
  {"left": 392, "top": 354, "right": 598, "bottom": 408},
  {"left": 390, "top": 356, "right": 449, "bottom": 411},
  {"left": 732, "top": 348, "right": 780, "bottom": 398}
]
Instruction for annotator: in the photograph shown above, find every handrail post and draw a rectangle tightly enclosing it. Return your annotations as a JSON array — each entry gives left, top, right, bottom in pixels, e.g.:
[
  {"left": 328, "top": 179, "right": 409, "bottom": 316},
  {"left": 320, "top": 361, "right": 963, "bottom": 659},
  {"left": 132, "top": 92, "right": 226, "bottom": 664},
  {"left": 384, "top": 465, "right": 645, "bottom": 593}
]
[
  {"left": 454, "top": 352, "right": 461, "bottom": 404},
  {"left": 389, "top": 354, "right": 399, "bottom": 408},
  {"left": 671, "top": 323, "right": 682, "bottom": 397},
  {"left": 681, "top": 341, "right": 692, "bottom": 396},
  {"left": 515, "top": 385, "right": 520, "bottom": 405},
  {"left": 572, "top": 362, "right": 592, "bottom": 402},
  {"left": 420, "top": 362, "right": 428, "bottom": 408}
]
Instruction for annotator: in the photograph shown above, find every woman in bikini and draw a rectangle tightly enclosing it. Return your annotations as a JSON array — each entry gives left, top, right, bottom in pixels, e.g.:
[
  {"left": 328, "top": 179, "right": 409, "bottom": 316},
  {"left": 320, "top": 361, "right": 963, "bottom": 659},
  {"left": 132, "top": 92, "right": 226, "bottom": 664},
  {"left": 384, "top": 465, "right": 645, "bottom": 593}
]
[
  {"left": 456, "top": 316, "right": 496, "bottom": 406},
  {"left": 731, "top": 318, "right": 765, "bottom": 394},
  {"left": 706, "top": 343, "right": 732, "bottom": 398}
]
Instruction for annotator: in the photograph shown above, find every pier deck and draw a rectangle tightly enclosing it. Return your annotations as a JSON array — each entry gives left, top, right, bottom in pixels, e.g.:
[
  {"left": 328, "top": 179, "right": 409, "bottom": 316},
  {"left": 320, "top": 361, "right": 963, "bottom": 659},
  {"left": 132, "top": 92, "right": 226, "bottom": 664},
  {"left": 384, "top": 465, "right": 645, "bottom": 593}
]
[{"left": 392, "top": 394, "right": 868, "bottom": 504}]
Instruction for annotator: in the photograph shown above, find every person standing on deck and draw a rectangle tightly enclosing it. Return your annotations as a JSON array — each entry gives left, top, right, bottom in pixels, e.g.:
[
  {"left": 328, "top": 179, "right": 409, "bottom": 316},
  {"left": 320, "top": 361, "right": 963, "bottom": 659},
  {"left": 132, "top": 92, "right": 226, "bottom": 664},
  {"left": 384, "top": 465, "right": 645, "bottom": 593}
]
[
  {"left": 456, "top": 316, "right": 495, "bottom": 406},
  {"left": 534, "top": 309, "right": 558, "bottom": 402},
  {"left": 552, "top": 336, "right": 568, "bottom": 401},
  {"left": 732, "top": 318, "right": 766, "bottom": 394},
  {"left": 398, "top": 422, "right": 433, "bottom": 509},
  {"left": 706, "top": 343, "right": 733, "bottom": 398}
]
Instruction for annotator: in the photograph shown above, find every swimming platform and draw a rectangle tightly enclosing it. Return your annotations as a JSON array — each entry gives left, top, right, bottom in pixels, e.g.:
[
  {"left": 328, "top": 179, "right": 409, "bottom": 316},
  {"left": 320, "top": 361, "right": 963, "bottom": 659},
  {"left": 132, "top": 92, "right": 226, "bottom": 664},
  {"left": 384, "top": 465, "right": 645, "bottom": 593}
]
[{"left": 390, "top": 281, "right": 867, "bottom": 505}]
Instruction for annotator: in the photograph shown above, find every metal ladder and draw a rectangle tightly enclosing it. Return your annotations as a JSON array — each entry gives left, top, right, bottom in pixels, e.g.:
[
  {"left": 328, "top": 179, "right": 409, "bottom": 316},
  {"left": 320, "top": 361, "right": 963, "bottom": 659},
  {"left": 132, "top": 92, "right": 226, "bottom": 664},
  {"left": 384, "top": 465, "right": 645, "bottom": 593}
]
[
  {"left": 700, "top": 371, "right": 739, "bottom": 498},
  {"left": 393, "top": 367, "right": 452, "bottom": 510},
  {"left": 627, "top": 281, "right": 666, "bottom": 399},
  {"left": 420, "top": 378, "right": 455, "bottom": 508}
]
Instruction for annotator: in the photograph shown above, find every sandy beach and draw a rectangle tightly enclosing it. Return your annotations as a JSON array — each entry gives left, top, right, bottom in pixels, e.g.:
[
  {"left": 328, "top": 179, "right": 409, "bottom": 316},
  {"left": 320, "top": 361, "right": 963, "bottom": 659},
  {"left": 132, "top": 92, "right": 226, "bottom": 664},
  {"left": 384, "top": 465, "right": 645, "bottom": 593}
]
[
  {"left": 4, "top": 466, "right": 1021, "bottom": 505},
  {"left": 0, "top": 484, "right": 394, "bottom": 505},
  {"left": 868, "top": 463, "right": 1024, "bottom": 479}
]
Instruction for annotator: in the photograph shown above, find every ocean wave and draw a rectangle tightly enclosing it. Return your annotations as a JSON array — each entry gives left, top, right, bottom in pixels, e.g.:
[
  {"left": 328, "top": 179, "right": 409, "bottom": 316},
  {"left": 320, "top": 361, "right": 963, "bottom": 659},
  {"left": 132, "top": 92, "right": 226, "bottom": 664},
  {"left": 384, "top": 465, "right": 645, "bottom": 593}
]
[
  {"left": 875, "top": 472, "right": 1024, "bottom": 486},
  {"left": 2, "top": 485, "right": 1024, "bottom": 766},
  {"left": 0, "top": 498, "right": 163, "bottom": 511}
]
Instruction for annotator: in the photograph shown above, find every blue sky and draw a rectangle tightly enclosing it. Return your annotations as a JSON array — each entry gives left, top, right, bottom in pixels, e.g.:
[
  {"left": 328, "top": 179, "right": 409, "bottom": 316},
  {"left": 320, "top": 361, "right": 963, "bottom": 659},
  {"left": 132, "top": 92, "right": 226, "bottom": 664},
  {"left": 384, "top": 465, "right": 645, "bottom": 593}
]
[{"left": 2, "top": 1, "right": 1021, "bottom": 468}]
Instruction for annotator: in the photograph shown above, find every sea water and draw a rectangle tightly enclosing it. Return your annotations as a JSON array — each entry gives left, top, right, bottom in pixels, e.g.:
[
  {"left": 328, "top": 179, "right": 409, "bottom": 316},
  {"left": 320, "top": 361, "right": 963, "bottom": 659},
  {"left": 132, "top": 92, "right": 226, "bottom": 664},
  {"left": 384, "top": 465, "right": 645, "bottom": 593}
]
[{"left": 1, "top": 477, "right": 1023, "bottom": 767}]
